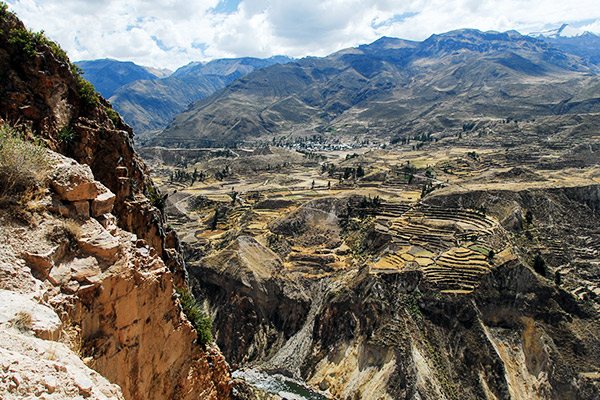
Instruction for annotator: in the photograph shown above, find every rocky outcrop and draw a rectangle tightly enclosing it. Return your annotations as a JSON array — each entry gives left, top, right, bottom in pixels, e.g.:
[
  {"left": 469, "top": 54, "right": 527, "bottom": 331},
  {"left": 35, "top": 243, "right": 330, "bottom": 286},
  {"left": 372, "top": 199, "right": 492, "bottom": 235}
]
[
  {"left": 0, "top": 8, "right": 185, "bottom": 286},
  {"left": 0, "top": 8, "right": 233, "bottom": 400},
  {"left": 1, "top": 149, "right": 233, "bottom": 399},
  {"left": 1, "top": 326, "right": 125, "bottom": 400}
]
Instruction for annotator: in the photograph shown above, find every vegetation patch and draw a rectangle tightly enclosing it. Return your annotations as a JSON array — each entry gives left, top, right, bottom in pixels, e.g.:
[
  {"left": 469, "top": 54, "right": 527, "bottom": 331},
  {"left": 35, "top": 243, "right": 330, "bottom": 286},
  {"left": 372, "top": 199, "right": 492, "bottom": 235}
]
[
  {"left": 343, "top": 217, "right": 375, "bottom": 259},
  {"left": 10, "top": 311, "right": 32, "bottom": 332},
  {"left": 145, "top": 184, "right": 166, "bottom": 211},
  {"left": 105, "top": 107, "right": 120, "bottom": 126},
  {"left": 175, "top": 286, "right": 212, "bottom": 346},
  {"left": 0, "top": 123, "right": 49, "bottom": 203},
  {"left": 75, "top": 72, "right": 99, "bottom": 108},
  {"left": 58, "top": 126, "right": 77, "bottom": 145},
  {"left": 2, "top": 8, "right": 68, "bottom": 64}
]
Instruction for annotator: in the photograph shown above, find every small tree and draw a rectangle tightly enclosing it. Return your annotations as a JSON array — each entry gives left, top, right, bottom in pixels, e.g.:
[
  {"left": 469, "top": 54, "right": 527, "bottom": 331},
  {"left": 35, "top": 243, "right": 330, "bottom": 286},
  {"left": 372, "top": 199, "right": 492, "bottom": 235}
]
[
  {"left": 210, "top": 208, "right": 219, "bottom": 230},
  {"left": 554, "top": 271, "right": 562, "bottom": 286},
  {"left": 525, "top": 210, "right": 533, "bottom": 226},
  {"left": 356, "top": 165, "right": 365, "bottom": 178},
  {"left": 229, "top": 190, "right": 238, "bottom": 206},
  {"left": 533, "top": 254, "right": 546, "bottom": 276}
]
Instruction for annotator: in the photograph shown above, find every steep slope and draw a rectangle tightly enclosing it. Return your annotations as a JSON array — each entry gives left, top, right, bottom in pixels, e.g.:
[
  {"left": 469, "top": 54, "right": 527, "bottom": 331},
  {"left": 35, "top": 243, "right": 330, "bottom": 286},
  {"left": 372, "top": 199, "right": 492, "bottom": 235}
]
[
  {"left": 0, "top": 6, "right": 233, "bottom": 400},
  {"left": 109, "top": 75, "right": 230, "bottom": 137},
  {"left": 105, "top": 56, "right": 293, "bottom": 135},
  {"left": 153, "top": 29, "right": 600, "bottom": 147},
  {"left": 75, "top": 58, "right": 170, "bottom": 98}
]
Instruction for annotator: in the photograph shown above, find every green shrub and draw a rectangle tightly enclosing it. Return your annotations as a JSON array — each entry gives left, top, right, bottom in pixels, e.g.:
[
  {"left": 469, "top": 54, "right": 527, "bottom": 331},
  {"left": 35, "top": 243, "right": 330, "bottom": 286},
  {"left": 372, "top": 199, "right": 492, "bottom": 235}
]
[
  {"left": 46, "top": 39, "right": 69, "bottom": 64},
  {"left": 146, "top": 184, "right": 166, "bottom": 210},
  {"left": 105, "top": 107, "right": 120, "bottom": 125},
  {"left": 7, "top": 24, "right": 67, "bottom": 62},
  {"left": 68, "top": 64, "right": 99, "bottom": 109},
  {"left": 58, "top": 126, "right": 77, "bottom": 145},
  {"left": 0, "top": 123, "right": 49, "bottom": 201},
  {"left": 1, "top": 2, "right": 10, "bottom": 18},
  {"left": 175, "top": 287, "right": 212, "bottom": 345},
  {"left": 9, "top": 28, "right": 37, "bottom": 58},
  {"left": 76, "top": 74, "right": 99, "bottom": 108},
  {"left": 533, "top": 254, "right": 546, "bottom": 276}
]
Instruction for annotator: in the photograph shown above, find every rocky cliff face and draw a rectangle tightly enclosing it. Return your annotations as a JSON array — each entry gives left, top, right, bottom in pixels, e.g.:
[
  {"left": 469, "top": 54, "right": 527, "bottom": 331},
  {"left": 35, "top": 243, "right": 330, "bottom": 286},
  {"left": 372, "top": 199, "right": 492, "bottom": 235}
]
[
  {"left": 0, "top": 8, "right": 186, "bottom": 285},
  {"left": 0, "top": 7, "right": 232, "bottom": 400},
  {"left": 186, "top": 186, "right": 600, "bottom": 399}
]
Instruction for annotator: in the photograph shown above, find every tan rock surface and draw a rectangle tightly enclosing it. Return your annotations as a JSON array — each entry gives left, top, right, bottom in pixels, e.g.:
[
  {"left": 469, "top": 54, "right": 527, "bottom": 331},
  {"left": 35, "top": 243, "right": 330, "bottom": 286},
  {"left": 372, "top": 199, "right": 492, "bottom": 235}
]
[
  {"left": 0, "top": 152, "right": 233, "bottom": 400},
  {"left": 48, "top": 152, "right": 98, "bottom": 202},
  {"left": 0, "top": 328, "right": 125, "bottom": 400},
  {"left": 77, "top": 218, "right": 121, "bottom": 260},
  {"left": 91, "top": 182, "right": 116, "bottom": 218},
  {"left": 0, "top": 290, "right": 62, "bottom": 341},
  {"left": 72, "top": 248, "right": 232, "bottom": 400}
]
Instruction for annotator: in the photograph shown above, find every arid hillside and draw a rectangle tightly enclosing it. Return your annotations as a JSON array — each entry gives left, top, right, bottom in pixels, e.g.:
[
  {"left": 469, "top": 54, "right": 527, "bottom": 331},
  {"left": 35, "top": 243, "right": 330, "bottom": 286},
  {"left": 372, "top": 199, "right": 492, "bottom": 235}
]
[
  {"left": 152, "top": 29, "right": 600, "bottom": 148},
  {"left": 145, "top": 110, "right": 600, "bottom": 399}
]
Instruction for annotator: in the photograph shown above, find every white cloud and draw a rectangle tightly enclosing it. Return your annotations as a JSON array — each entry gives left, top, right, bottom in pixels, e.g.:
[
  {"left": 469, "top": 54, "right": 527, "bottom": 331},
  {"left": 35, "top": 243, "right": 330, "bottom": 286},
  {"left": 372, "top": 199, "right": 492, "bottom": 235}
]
[
  {"left": 5, "top": 0, "right": 600, "bottom": 70},
  {"left": 580, "top": 20, "right": 600, "bottom": 33}
]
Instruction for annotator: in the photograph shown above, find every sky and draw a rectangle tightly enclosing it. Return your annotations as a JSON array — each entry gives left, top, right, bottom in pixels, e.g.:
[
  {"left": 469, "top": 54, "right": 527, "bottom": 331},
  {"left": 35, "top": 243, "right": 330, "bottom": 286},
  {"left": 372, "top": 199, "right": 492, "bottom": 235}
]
[{"left": 5, "top": 0, "right": 600, "bottom": 71}]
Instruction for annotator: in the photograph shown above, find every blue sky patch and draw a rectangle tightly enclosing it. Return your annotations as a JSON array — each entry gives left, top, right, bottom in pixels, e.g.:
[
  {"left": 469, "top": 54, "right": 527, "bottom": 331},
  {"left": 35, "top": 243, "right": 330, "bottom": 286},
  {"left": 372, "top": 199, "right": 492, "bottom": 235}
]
[
  {"left": 371, "top": 12, "right": 419, "bottom": 29},
  {"left": 213, "top": 0, "right": 242, "bottom": 14}
]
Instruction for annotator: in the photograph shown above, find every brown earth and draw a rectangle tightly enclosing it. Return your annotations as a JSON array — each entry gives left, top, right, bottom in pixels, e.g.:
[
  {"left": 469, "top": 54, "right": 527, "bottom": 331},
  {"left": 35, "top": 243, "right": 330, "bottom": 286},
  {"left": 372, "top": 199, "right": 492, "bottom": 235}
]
[{"left": 147, "top": 113, "right": 600, "bottom": 399}]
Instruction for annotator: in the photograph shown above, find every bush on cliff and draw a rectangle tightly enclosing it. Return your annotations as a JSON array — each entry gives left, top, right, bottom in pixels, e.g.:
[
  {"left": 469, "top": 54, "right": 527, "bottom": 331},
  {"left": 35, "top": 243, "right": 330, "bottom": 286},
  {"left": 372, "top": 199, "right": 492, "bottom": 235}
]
[
  {"left": 533, "top": 254, "right": 547, "bottom": 276},
  {"left": 1, "top": 2, "right": 99, "bottom": 112},
  {"left": 0, "top": 123, "right": 49, "bottom": 203},
  {"left": 175, "top": 287, "right": 213, "bottom": 346}
]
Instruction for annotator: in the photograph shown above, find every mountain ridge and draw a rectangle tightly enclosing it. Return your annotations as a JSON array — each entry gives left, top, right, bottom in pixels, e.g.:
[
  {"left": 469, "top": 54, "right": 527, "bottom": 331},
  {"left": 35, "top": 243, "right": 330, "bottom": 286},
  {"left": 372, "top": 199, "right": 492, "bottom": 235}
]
[
  {"left": 151, "top": 28, "right": 600, "bottom": 148},
  {"left": 75, "top": 58, "right": 171, "bottom": 98},
  {"left": 529, "top": 24, "right": 600, "bottom": 67},
  {"left": 77, "top": 56, "right": 293, "bottom": 135}
]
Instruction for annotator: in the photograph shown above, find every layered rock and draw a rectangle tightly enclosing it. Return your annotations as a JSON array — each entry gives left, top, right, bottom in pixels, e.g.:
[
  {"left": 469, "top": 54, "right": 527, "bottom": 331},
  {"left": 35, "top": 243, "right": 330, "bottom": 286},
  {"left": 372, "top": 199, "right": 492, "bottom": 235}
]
[
  {"left": 0, "top": 8, "right": 233, "bottom": 400},
  {"left": 0, "top": 8, "right": 185, "bottom": 286},
  {"left": 1, "top": 149, "right": 233, "bottom": 399}
]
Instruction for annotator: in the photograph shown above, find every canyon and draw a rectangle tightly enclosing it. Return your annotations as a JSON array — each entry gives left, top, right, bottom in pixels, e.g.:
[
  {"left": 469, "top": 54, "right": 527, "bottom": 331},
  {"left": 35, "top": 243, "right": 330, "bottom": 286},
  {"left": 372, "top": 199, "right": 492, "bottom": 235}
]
[
  {"left": 1, "top": 2, "right": 600, "bottom": 399},
  {"left": 146, "top": 115, "right": 600, "bottom": 398}
]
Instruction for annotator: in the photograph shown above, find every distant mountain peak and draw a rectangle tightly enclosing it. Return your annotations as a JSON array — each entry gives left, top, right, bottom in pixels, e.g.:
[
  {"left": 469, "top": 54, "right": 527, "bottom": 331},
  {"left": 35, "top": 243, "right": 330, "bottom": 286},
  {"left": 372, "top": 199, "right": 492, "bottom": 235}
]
[
  {"left": 529, "top": 24, "right": 596, "bottom": 39},
  {"left": 363, "top": 36, "right": 417, "bottom": 50}
]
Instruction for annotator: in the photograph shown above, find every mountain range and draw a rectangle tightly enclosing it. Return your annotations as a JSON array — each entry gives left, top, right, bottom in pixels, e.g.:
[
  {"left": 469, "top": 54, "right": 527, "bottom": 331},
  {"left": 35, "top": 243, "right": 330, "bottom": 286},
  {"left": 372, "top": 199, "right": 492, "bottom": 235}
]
[
  {"left": 147, "top": 28, "right": 600, "bottom": 148},
  {"left": 75, "top": 58, "right": 171, "bottom": 98},
  {"left": 530, "top": 24, "right": 600, "bottom": 66},
  {"left": 76, "top": 56, "right": 293, "bottom": 134}
]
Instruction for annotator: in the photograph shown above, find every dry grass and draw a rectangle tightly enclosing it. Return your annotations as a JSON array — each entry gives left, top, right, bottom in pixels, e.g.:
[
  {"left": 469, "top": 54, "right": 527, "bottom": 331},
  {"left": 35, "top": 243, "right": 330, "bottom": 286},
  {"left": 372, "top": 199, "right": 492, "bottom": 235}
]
[
  {"left": 10, "top": 311, "right": 33, "bottom": 332},
  {"left": 47, "top": 218, "right": 82, "bottom": 253},
  {"left": 0, "top": 123, "right": 49, "bottom": 205}
]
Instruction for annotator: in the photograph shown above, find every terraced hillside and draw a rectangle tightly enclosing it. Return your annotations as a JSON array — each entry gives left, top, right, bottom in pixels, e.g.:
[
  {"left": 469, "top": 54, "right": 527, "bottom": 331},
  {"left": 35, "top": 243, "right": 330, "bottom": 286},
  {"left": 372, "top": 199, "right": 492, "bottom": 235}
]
[{"left": 140, "top": 111, "right": 600, "bottom": 399}]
